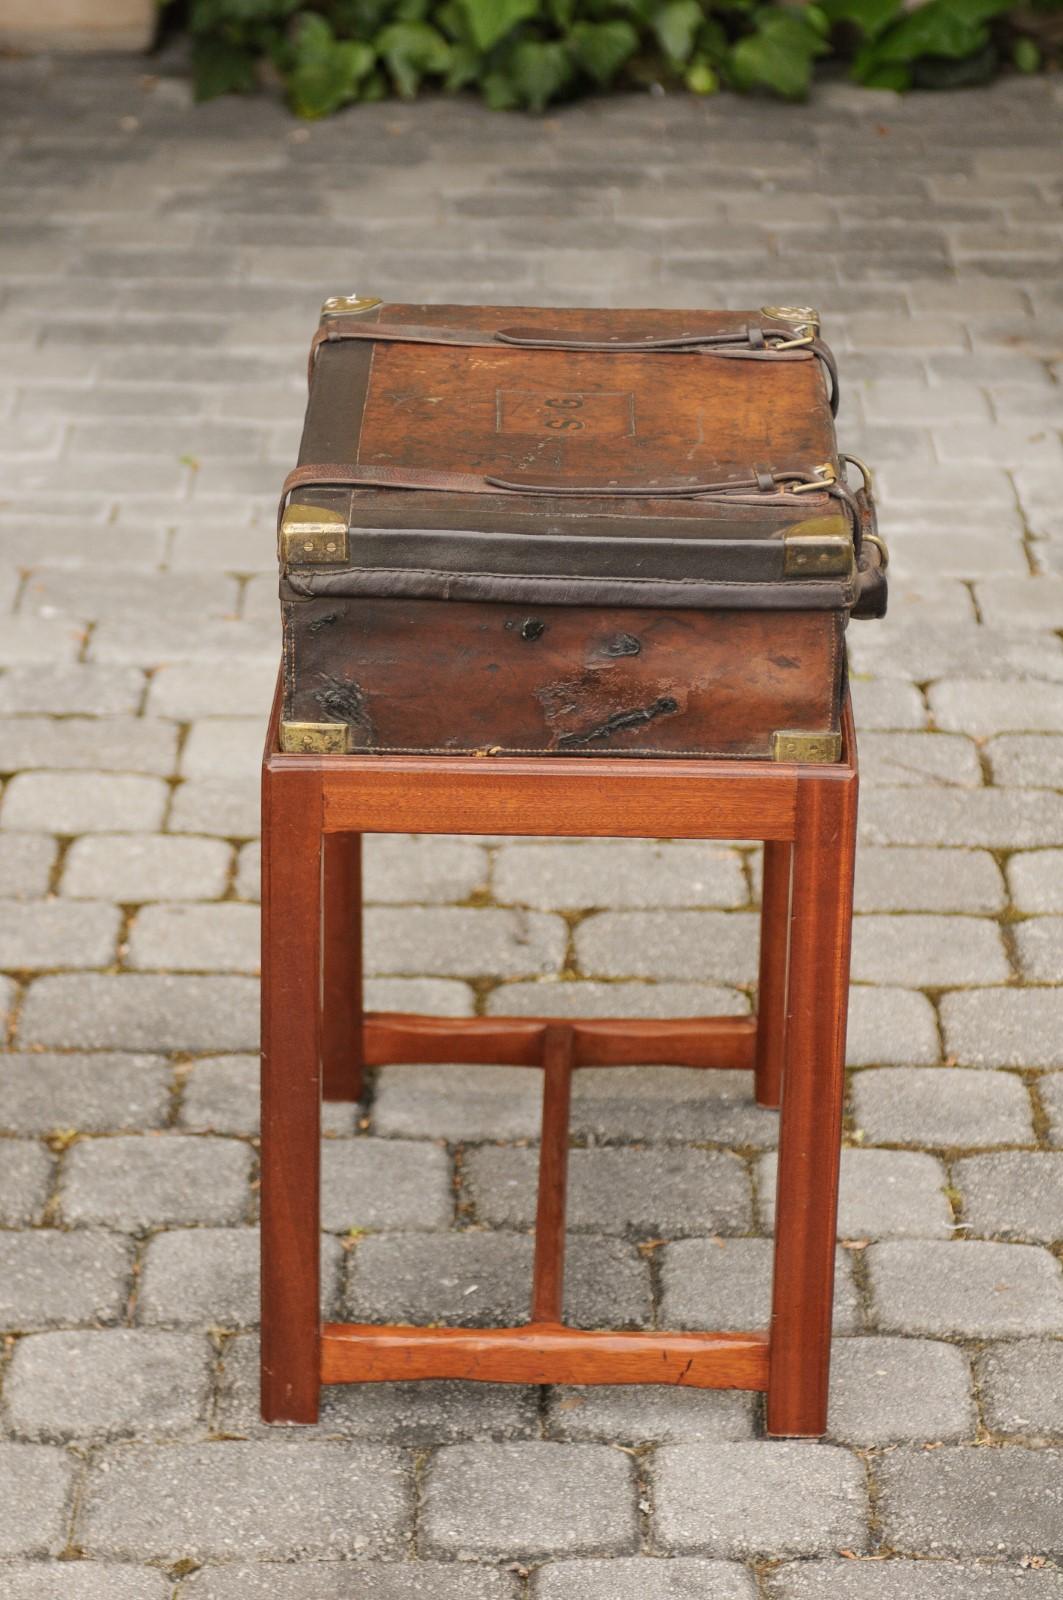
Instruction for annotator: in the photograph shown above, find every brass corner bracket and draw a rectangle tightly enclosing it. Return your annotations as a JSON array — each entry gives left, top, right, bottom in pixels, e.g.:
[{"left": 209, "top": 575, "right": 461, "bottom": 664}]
[
  {"left": 772, "top": 729, "right": 843, "bottom": 764},
  {"left": 279, "top": 503, "right": 349, "bottom": 566},
  {"left": 279, "top": 722, "right": 353, "bottom": 755},
  {"left": 782, "top": 514, "right": 855, "bottom": 579},
  {"left": 320, "top": 294, "right": 382, "bottom": 319}
]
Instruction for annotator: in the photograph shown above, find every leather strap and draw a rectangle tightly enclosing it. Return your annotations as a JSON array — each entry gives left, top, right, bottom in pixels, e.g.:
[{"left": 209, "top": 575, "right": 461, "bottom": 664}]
[
  {"left": 310, "top": 319, "right": 839, "bottom": 414},
  {"left": 280, "top": 460, "right": 864, "bottom": 547}
]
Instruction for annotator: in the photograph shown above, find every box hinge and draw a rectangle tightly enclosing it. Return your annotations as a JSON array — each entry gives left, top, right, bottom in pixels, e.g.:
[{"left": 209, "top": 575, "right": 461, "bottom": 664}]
[
  {"left": 279, "top": 503, "right": 349, "bottom": 566},
  {"left": 279, "top": 722, "right": 353, "bottom": 754},
  {"left": 772, "top": 730, "right": 843, "bottom": 764},
  {"left": 782, "top": 515, "right": 854, "bottom": 579}
]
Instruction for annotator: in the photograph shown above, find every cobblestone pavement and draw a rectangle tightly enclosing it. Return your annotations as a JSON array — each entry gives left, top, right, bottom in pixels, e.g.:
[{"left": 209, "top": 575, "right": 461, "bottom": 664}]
[{"left": 1, "top": 50, "right": 1063, "bottom": 1599}]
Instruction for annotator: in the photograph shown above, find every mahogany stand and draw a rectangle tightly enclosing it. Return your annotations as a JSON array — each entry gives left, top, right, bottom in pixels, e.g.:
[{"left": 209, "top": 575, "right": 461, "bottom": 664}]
[{"left": 260, "top": 679, "right": 858, "bottom": 1437}]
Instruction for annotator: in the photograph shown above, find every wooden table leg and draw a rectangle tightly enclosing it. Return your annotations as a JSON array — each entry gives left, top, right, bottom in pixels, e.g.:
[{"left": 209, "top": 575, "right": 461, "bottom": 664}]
[
  {"left": 322, "top": 832, "right": 364, "bottom": 1103},
  {"left": 754, "top": 840, "right": 792, "bottom": 1110},
  {"left": 261, "top": 764, "right": 324, "bottom": 1423},
  {"left": 766, "top": 767, "right": 857, "bottom": 1437}
]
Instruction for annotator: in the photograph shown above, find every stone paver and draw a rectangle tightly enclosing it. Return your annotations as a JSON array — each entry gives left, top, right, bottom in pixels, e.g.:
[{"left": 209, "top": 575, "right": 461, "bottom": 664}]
[
  {"left": 347, "top": 1231, "right": 652, "bottom": 1329},
  {"left": 0, "top": 1230, "right": 133, "bottom": 1329},
  {"left": 4, "top": 1328, "right": 212, "bottom": 1440},
  {"left": 61, "top": 834, "right": 232, "bottom": 901},
  {"left": 81, "top": 1441, "right": 412, "bottom": 1560},
  {"left": 941, "top": 990, "right": 1063, "bottom": 1068},
  {"left": 59, "top": 1134, "right": 252, "bottom": 1229},
  {"left": 826, "top": 1337, "right": 975, "bottom": 1446},
  {"left": 954, "top": 1152, "right": 1063, "bottom": 1243},
  {"left": 0, "top": 56, "right": 1061, "bottom": 1589},
  {"left": 421, "top": 1442, "right": 637, "bottom": 1559},
  {"left": 851, "top": 1067, "right": 1034, "bottom": 1147},
  {"left": 877, "top": 1446, "right": 1063, "bottom": 1556},
  {"left": 766, "top": 1562, "right": 1063, "bottom": 1597},
  {"left": 534, "top": 1559, "right": 755, "bottom": 1599},
  {"left": 0, "top": 1441, "right": 76, "bottom": 1556},
  {"left": 652, "top": 1441, "right": 868, "bottom": 1557},
  {"left": 978, "top": 1340, "right": 1063, "bottom": 1439},
  {"left": 180, "top": 1566, "right": 517, "bottom": 1599},
  {"left": 757, "top": 1148, "right": 952, "bottom": 1239},
  {"left": 0, "top": 1052, "right": 171, "bottom": 1133},
  {"left": 465, "top": 1144, "right": 752, "bottom": 1236},
  {"left": 137, "top": 1229, "right": 344, "bottom": 1328},
  {"left": 867, "top": 1240, "right": 1063, "bottom": 1336}
]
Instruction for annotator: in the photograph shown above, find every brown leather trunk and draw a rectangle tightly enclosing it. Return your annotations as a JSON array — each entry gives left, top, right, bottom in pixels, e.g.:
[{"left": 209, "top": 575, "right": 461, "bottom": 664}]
[{"left": 277, "top": 301, "right": 884, "bottom": 761}]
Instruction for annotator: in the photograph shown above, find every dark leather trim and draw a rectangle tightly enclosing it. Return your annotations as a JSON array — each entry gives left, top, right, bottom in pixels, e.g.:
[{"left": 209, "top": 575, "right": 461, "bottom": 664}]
[{"left": 282, "top": 567, "right": 855, "bottom": 611}]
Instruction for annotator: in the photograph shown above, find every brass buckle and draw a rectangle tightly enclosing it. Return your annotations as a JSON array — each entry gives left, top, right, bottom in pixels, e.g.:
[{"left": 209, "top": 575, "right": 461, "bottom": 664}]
[
  {"left": 789, "top": 464, "right": 837, "bottom": 495},
  {"left": 761, "top": 304, "right": 820, "bottom": 349}
]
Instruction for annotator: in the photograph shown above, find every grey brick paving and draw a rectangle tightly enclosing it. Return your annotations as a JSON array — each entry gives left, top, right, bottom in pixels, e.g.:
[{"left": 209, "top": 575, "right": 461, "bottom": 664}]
[
  {"left": 81, "top": 1441, "right": 412, "bottom": 1560},
  {"left": 0, "top": 899, "right": 121, "bottom": 970},
  {"left": 533, "top": 1559, "right": 755, "bottom": 1599},
  {"left": 137, "top": 1229, "right": 344, "bottom": 1328},
  {"left": 978, "top": 1340, "right": 1063, "bottom": 1439},
  {"left": 465, "top": 1145, "right": 751, "bottom": 1236},
  {"left": 1014, "top": 918, "right": 1063, "bottom": 983},
  {"left": 661, "top": 1240, "right": 861, "bottom": 1332},
  {"left": 216, "top": 1332, "right": 537, "bottom": 1442},
  {"left": 953, "top": 1152, "right": 1063, "bottom": 1243},
  {"left": 853, "top": 848, "right": 1005, "bottom": 914},
  {"left": 0, "top": 772, "right": 168, "bottom": 833},
  {"left": 347, "top": 1231, "right": 652, "bottom": 1329},
  {"left": 421, "top": 1441, "right": 637, "bottom": 1559},
  {"left": 757, "top": 1148, "right": 952, "bottom": 1239},
  {"left": 0, "top": 833, "right": 58, "bottom": 898},
  {"left": 1009, "top": 851, "right": 1063, "bottom": 914},
  {"left": 59, "top": 1134, "right": 252, "bottom": 1229},
  {"left": 826, "top": 1337, "right": 975, "bottom": 1446},
  {"left": 574, "top": 911, "right": 759, "bottom": 983},
  {"left": 1, "top": 56, "right": 1061, "bottom": 1586},
  {"left": 18, "top": 974, "right": 259, "bottom": 1050},
  {"left": 867, "top": 1240, "right": 1063, "bottom": 1336},
  {"left": 0, "top": 1441, "right": 76, "bottom": 1556},
  {"left": 877, "top": 1446, "right": 1063, "bottom": 1556},
  {"left": 179, "top": 1566, "right": 518, "bottom": 1599},
  {"left": 941, "top": 990, "right": 1063, "bottom": 1068},
  {"left": 493, "top": 842, "right": 747, "bottom": 909},
  {"left": 61, "top": 834, "right": 232, "bottom": 901},
  {"left": 0, "top": 1139, "right": 54, "bottom": 1225},
  {"left": 0, "top": 1230, "right": 133, "bottom": 1329},
  {"left": 849, "top": 915, "right": 1009, "bottom": 987},
  {"left": 0, "top": 1567, "right": 172, "bottom": 1599},
  {"left": 766, "top": 1562, "right": 1063, "bottom": 1597},
  {"left": 3, "top": 1328, "right": 212, "bottom": 1440},
  {"left": 127, "top": 902, "right": 260, "bottom": 971},
  {"left": 544, "top": 1384, "right": 755, "bottom": 1443},
  {"left": 0, "top": 1052, "right": 171, "bottom": 1133},
  {"left": 652, "top": 1441, "right": 868, "bottom": 1557},
  {"left": 851, "top": 1067, "right": 1034, "bottom": 1147}
]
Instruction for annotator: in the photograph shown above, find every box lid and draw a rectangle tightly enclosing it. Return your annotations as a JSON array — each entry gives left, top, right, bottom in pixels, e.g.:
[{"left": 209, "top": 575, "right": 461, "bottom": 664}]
[{"left": 281, "top": 301, "right": 882, "bottom": 614}]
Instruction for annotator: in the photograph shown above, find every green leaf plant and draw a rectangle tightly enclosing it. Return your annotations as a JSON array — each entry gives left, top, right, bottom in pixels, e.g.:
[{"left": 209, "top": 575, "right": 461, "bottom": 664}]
[{"left": 173, "top": 0, "right": 1063, "bottom": 113}]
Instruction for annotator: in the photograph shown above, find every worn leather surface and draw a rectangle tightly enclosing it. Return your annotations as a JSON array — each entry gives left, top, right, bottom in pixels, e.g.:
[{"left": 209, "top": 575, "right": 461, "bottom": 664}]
[
  {"left": 280, "top": 301, "right": 879, "bottom": 757},
  {"left": 283, "top": 596, "right": 845, "bottom": 758}
]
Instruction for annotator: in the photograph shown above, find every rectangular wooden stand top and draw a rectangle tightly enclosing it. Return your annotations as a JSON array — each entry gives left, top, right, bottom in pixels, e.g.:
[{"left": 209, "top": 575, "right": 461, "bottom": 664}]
[{"left": 260, "top": 681, "right": 858, "bottom": 1438}]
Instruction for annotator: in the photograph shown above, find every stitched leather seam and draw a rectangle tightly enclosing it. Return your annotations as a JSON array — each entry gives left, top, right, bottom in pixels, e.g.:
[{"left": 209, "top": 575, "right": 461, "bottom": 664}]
[{"left": 292, "top": 566, "right": 851, "bottom": 592}]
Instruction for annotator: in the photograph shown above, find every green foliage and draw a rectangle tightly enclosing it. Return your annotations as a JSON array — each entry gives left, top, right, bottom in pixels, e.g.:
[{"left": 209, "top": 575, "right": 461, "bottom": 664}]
[{"left": 173, "top": 0, "right": 1062, "bottom": 113}]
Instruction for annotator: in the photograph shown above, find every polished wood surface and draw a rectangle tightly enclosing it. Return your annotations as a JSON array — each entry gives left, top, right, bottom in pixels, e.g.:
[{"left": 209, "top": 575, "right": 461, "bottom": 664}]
[
  {"left": 361, "top": 1012, "right": 756, "bottom": 1070},
  {"left": 260, "top": 676, "right": 858, "bottom": 1435},
  {"left": 320, "top": 1323, "right": 770, "bottom": 1389},
  {"left": 754, "top": 840, "right": 792, "bottom": 1109},
  {"left": 318, "top": 751, "right": 799, "bottom": 841},
  {"left": 322, "top": 832, "right": 363, "bottom": 1102}
]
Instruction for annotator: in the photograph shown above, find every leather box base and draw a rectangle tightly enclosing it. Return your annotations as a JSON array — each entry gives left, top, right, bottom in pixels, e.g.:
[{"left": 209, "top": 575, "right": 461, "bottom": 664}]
[{"left": 282, "top": 595, "right": 845, "bottom": 759}]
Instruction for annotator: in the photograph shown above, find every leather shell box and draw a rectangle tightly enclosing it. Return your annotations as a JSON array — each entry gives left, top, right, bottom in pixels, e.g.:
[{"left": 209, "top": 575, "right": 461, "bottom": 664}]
[{"left": 276, "top": 300, "right": 885, "bottom": 761}]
